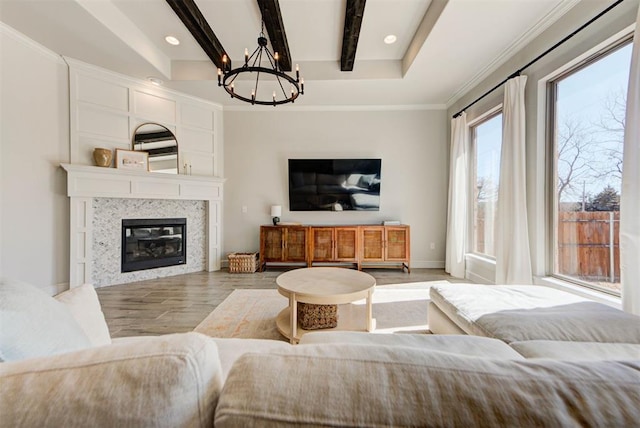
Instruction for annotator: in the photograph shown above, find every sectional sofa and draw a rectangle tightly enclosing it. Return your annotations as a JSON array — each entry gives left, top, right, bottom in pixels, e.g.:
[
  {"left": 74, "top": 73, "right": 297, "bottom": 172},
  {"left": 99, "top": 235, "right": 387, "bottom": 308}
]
[{"left": 1, "top": 278, "right": 639, "bottom": 427}]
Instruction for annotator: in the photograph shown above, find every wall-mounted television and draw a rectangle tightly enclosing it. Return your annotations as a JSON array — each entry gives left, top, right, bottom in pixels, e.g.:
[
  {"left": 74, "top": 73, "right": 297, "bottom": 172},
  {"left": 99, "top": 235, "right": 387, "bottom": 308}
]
[{"left": 288, "top": 159, "right": 381, "bottom": 211}]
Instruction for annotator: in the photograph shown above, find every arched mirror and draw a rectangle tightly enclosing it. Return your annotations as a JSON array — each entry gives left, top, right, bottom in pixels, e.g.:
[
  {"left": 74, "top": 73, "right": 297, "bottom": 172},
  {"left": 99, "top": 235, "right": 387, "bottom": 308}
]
[{"left": 132, "top": 123, "right": 178, "bottom": 174}]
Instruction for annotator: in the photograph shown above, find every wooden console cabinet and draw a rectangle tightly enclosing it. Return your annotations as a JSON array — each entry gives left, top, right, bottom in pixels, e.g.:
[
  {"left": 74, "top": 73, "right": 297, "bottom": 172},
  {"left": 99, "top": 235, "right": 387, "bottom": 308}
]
[
  {"left": 259, "top": 225, "right": 409, "bottom": 272},
  {"left": 259, "top": 226, "right": 309, "bottom": 271},
  {"left": 310, "top": 226, "right": 359, "bottom": 268},
  {"left": 360, "top": 226, "right": 410, "bottom": 272}
]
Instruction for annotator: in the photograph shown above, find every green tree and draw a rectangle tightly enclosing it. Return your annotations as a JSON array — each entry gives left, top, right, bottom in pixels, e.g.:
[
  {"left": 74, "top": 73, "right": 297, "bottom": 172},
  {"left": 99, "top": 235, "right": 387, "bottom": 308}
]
[{"left": 587, "top": 185, "right": 620, "bottom": 211}]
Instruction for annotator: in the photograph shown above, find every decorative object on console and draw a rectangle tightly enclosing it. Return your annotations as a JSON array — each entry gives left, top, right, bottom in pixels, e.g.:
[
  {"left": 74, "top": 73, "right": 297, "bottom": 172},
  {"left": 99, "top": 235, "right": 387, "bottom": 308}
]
[
  {"left": 92, "top": 148, "right": 113, "bottom": 167},
  {"left": 115, "top": 149, "right": 149, "bottom": 171},
  {"left": 218, "top": 22, "right": 303, "bottom": 106},
  {"left": 271, "top": 205, "right": 282, "bottom": 226},
  {"left": 132, "top": 123, "right": 178, "bottom": 174}
]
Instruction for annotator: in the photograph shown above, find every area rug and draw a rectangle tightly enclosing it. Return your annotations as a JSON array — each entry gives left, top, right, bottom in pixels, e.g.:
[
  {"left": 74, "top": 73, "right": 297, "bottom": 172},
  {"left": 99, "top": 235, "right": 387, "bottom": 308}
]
[{"left": 194, "top": 281, "right": 449, "bottom": 341}]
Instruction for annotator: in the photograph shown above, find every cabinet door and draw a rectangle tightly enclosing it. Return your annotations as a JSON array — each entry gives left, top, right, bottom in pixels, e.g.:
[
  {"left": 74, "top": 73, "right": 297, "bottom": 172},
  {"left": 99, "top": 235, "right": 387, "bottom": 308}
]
[
  {"left": 262, "top": 227, "right": 284, "bottom": 262},
  {"left": 361, "top": 227, "right": 385, "bottom": 262},
  {"left": 285, "top": 227, "right": 308, "bottom": 262},
  {"left": 386, "top": 227, "right": 409, "bottom": 261},
  {"left": 312, "top": 228, "right": 334, "bottom": 261},
  {"left": 335, "top": 227, "right": 358, "bottom": 261}
]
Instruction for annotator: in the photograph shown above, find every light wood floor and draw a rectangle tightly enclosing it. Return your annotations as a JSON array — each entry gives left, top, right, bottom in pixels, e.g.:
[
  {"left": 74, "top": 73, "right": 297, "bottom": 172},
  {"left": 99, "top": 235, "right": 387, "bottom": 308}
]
[{"left": 96, "top": 268, "right": 466, "bottom": 338}]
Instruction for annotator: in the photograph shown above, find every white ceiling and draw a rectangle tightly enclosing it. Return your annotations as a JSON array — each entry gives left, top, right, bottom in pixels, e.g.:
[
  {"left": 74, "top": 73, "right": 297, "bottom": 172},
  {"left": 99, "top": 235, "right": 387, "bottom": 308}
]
[{"left": 0, "top": 0, "right": 578, "bottom": 108}]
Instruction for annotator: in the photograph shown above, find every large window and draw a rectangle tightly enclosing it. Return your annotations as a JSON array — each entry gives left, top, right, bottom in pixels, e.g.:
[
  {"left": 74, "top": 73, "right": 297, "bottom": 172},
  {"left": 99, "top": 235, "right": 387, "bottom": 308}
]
[
  {"left": 550, "top": 37, "right": 632, "bottom": 295},
  {"left": 471, "top": 112, "right": 503, "bottom": 257}
]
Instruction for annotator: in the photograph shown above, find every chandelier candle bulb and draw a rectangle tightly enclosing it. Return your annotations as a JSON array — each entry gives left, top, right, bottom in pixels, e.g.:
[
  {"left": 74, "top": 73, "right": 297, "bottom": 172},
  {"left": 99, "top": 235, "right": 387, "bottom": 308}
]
[
  {"left": 244, "top": 48, "right": 248, "bottom": 64},
  {"left": 296, "top": 64, "right": 300, "bottom": 80},
  {"left": 274, "top": 52, "right": 279, "bottom": 71},
  {"left": 222, "top": 54, "right": 228, "bottom": 72},
  {"left": 301, "top": 78, "right": 304, "bottom": 94},
  {"left": 217, "top": 68, "right": 222, "bottom": 85}
]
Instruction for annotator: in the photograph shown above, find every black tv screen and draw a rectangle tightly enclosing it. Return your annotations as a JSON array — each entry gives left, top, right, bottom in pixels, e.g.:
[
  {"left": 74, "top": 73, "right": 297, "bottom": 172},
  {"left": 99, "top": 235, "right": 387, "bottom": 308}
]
[{"left": 288, "top": 159, "right": 381, "bottom": 211}]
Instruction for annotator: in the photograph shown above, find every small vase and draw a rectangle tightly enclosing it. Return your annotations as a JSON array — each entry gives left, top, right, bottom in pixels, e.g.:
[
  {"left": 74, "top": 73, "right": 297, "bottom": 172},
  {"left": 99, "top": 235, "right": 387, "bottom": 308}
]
[{"left": 93, "top": 148, "right": 113, "bottom": 167}]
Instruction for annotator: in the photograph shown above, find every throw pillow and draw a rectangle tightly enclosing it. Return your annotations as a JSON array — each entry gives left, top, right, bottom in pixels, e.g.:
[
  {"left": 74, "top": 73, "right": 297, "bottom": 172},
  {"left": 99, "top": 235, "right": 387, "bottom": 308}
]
[
  {"left": 0, "top": 277, "right": 92, "bottom": 362},
  {"left": 54, "top": 283, "right": 112, "bottom": 346}
]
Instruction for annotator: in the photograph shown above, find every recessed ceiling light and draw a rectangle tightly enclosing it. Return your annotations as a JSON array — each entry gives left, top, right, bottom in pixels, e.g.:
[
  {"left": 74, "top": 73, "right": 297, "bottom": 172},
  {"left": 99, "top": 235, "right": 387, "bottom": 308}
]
[
  {"left": 147, "top": 77, "right": 163, "bottom": 86},
  {"left": 384, "top": 34, "right": 397, "bottom": 45},
  {"left": 165, "top": 35, "right": 180, "bottom": 46}
]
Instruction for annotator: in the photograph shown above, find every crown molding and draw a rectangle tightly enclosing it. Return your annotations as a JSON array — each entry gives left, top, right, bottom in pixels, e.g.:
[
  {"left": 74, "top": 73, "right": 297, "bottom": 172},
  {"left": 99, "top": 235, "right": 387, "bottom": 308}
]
[
  {"left": 0, "top": 22, "right": 65, "bottom": 63},
  {"left": 223, "top": 104, "right": 446, "bottom": 112},
  {"left": 445, "top": 0, "right": 580, "bottom": 108}
]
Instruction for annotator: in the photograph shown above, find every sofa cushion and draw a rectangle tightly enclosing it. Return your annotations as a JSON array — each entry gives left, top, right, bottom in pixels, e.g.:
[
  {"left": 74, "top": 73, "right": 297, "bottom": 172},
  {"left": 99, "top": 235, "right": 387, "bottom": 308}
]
[
  {"left": 54, "top": 283, "right": 111, "bottom": 346},
  {"left": 211, "top": 338, "right": 292, "bottom": 380},
  {"left": 430, "top": 284, "right": 640, "bottom": 343},
  {"left": 0, "top": 332, "right": 223, "bottom": 427},
  {"left": 0, "top": 277, "right": 92, "bottom": 362},
  {"left": 215, "top": 344, "right": 640, "bottom": 427},
  {"left": 299, "top": 331, "right": 524, "bottom": 359},
  {"left": 510, "top": 340, "right": 640, "bottom": 360}
]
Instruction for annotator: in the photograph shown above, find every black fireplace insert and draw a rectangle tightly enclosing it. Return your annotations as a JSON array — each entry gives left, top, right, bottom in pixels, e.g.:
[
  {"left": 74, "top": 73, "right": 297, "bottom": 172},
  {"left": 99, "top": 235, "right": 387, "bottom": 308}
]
[{"left": 121, "top": 218, "right": 186, "bottom": 272}]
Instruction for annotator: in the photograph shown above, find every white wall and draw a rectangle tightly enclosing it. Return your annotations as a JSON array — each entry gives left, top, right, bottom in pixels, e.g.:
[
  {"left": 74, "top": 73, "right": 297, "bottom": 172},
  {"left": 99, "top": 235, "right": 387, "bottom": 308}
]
[
  {"left": 0, "top": 24, "right": 70, "bottom": 293},
  {"left": 447, "top": 0, "right": 639, "bottom": 284},
  {"left": 223, "top": 108, "right": 448, "bottom": 268}
]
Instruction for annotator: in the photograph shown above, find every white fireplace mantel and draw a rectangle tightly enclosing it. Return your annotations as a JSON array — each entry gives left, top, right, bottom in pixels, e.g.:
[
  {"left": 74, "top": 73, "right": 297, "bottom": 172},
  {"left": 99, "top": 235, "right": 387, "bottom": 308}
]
[{"left": 61, "top": 164, "right": 225, "bottom": 287}]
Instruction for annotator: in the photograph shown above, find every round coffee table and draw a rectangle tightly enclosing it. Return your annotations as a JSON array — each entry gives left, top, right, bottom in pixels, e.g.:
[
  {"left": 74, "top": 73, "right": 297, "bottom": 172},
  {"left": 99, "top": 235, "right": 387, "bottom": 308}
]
[{"left": 275, "top": 267, "right": 376, "bottom": 343}]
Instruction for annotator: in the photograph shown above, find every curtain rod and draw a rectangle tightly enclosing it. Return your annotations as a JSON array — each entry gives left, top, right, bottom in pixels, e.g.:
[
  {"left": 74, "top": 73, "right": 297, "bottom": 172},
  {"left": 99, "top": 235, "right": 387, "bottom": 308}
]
[{"left": 452, "top": 0, "right": 626, "bottom": 119}]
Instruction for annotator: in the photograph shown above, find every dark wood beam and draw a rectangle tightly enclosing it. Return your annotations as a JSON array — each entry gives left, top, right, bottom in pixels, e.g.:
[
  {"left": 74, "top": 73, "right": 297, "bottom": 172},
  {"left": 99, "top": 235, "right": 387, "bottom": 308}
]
[
  {"left": 341, "top": 0, "right": 366, "bottom": 71},
  {"left": 256, "top": 0, "right": 292, "bottom": 71},
  {"left": 165, "top": 0, "right": 230, "bottom": 70}
]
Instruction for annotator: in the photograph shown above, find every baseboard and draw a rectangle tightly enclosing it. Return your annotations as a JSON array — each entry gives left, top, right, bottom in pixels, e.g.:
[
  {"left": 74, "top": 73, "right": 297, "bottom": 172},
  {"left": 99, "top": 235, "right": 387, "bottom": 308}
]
[
  {"left": 466, "top": 271, "right": 493, "bottom": 284},
  {"left": 221, "top": 260, "right": 445, "bottom": 269},
  {"left": 410, "top": 260, "right": 445, "bottom": 269},
  {"left": 50, "top": 282, "right": 70, "bottom": 296}
]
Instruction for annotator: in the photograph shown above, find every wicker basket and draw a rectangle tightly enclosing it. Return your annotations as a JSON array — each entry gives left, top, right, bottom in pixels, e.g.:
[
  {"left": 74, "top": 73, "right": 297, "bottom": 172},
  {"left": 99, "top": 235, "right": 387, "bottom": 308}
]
[
  {"left": 228, "top": 252, "right": 259, "bottom": 273},
  {"left": 297, "top": 303, "right": 338, "bottom": 330}
]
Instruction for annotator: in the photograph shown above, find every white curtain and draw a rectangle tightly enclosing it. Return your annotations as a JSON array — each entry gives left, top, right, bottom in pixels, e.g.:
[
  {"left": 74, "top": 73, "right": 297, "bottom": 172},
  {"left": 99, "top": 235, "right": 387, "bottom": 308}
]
[
  {"left": 495, "top": 75, "right": 532, "bottom": 284},
  {"left": 621, "top": 8, "right": 640, "bottom": 315},
  {"left": 445, "top": 113, "right": 468, "bottom": 278}
]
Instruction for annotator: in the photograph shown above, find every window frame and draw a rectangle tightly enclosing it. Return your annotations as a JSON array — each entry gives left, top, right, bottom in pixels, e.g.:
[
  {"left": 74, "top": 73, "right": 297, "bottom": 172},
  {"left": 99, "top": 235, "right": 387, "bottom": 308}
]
[
  {"left": 468, "top": 106, "right": 503, "bottom": 260},
  {"left": 546, "top": 34, "right": 633, "bottom": 297}
]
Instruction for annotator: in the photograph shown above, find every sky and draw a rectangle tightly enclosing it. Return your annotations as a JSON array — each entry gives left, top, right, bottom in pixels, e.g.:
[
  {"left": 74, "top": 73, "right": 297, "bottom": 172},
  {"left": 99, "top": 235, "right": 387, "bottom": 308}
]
[
  {"left": 474, "top": 41, "right": 632, "bottom": 204},
  {"left": 556, "top": 42, "right": 632, "bottom": 202}
]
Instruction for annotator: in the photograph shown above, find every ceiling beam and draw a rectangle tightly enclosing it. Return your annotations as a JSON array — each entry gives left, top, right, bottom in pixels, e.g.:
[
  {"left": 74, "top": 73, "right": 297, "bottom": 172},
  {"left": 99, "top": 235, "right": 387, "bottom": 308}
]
[
  {"left": 165, "top": 0, "right": 230, "bottom": 70},
  {"left": 256, "top": 0, "right": 292, "bottom": 71},
  {"left": 341, "top": 0, "right": 366, "bottom": 72}
]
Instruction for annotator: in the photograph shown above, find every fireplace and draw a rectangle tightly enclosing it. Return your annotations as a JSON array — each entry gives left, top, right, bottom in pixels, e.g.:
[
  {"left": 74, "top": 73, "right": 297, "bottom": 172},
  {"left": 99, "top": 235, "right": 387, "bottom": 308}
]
[{"left": 122, "top": 218, "right": 187, "bottom": 272}]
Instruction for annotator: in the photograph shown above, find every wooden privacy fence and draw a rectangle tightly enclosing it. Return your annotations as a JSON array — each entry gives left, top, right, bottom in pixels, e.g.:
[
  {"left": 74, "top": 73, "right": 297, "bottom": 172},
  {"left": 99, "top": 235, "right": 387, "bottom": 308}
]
[{"left": 558, "top": 211, "right": 620, "bottom": 282}]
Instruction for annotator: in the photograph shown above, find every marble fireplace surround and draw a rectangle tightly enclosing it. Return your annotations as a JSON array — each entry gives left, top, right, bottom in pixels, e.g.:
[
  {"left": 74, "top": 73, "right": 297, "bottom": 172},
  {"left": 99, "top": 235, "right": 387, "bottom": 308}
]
[{"left": 62, "top": 164, "right": 224, "bottom": 288}]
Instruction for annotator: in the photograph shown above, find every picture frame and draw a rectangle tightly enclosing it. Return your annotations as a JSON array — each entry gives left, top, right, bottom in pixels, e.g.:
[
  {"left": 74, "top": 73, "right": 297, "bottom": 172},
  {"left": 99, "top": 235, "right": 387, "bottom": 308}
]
[{"left": 115, "top": 149, "right": 149, "bottom": 171}]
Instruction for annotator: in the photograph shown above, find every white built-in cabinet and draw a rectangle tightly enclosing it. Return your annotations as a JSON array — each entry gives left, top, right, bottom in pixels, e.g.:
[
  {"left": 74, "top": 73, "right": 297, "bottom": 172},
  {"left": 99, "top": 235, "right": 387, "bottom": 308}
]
[
  {"left": 64, "top": 59, "right": 225, "bottom": 286},
  {"left": 68, "top": 58, "right": 223, "bottom": 177}
]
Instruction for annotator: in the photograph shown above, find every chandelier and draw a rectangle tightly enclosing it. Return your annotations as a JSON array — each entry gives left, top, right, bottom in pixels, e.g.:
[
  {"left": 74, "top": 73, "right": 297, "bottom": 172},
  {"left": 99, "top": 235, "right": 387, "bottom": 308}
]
[{"left": 217, "top": 24, "right": 304, "bottom": 106}]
